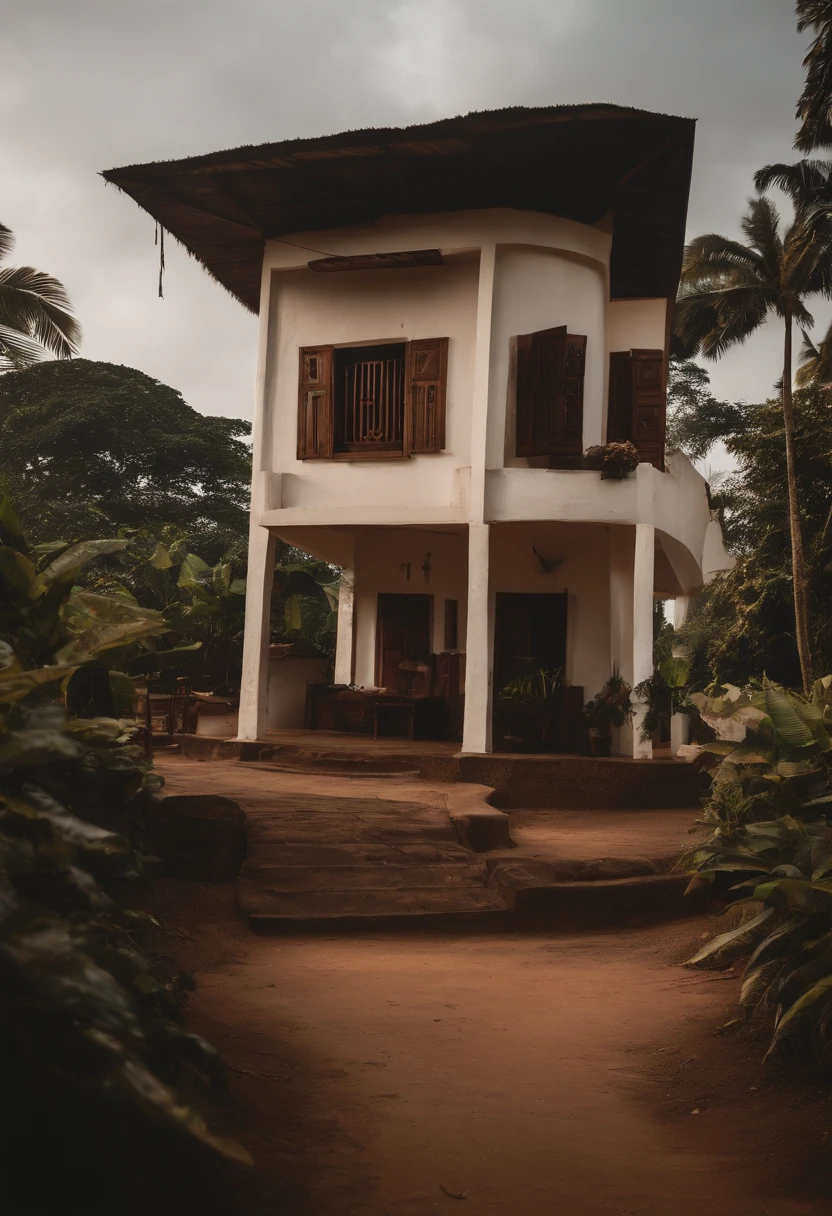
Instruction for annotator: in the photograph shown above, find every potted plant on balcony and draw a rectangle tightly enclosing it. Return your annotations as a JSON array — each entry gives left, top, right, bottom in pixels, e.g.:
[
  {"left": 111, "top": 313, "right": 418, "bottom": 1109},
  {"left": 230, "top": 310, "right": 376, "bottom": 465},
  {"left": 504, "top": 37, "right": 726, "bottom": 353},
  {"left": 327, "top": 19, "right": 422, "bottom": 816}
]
[
  {"left": 582, "top": 441, "right": 640, "bottom": 480},
  {"left": 582, "top": 669, "right": 633, "bottom": 756}
]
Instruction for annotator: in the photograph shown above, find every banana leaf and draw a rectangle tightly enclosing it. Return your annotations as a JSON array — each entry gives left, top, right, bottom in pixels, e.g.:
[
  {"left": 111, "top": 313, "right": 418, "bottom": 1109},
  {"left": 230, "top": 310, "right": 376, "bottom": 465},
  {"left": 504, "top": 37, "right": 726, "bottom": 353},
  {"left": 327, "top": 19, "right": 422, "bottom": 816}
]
[
  {"left": 40, "top": 539, "right": 130, "bottom": 586},
  {"left": 685, "top": 906, "right": 776, "bottom": 969}
]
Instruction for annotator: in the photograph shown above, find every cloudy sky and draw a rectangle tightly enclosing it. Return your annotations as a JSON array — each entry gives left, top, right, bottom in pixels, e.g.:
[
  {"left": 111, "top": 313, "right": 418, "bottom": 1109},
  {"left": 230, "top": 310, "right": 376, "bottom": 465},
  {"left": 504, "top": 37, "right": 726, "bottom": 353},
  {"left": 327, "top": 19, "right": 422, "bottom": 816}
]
[{"left": 3, "top": 0, "right": 815, "bottom": 428}]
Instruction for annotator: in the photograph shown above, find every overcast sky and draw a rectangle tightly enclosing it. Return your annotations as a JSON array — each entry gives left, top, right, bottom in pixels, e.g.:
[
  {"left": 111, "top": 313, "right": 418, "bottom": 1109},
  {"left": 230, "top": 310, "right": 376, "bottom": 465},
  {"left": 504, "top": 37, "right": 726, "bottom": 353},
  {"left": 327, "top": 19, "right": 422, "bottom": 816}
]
[{"left": 2, "top": 0, "right": 816, "bottom": 430}]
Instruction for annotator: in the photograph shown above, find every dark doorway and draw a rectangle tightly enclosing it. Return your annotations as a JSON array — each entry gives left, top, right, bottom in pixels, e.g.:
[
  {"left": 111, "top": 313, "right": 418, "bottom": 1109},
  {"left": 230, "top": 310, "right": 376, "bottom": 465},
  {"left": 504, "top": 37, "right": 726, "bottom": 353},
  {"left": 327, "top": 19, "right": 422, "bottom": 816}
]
[
  {"left": 493, "top": 592, "right": 568, "bottom": 694},
  {"left": 376, "top": 593, "right": 433, "bottom": 690}
]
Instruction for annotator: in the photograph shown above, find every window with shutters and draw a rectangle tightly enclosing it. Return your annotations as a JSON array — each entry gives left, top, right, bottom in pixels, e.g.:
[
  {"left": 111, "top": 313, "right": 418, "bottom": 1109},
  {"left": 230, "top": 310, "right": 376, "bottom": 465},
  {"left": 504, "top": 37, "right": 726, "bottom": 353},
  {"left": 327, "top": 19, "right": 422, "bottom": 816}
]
[
  {"left": 605, "top": 348, "right": 666, "bottom": 469},
  {"left": 297, "top": 337, "right": 448, "bottom": 460},
  {"left": 515, "top": 326, "right": 586, "bottom": 467}
]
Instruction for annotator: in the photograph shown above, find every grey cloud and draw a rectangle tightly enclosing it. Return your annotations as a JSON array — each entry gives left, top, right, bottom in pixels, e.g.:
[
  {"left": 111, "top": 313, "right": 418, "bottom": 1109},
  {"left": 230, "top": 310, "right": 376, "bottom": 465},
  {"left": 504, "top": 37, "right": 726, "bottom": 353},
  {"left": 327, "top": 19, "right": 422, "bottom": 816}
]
[{"left": 1, "top": 0, "right": 814, "bottom": 423}]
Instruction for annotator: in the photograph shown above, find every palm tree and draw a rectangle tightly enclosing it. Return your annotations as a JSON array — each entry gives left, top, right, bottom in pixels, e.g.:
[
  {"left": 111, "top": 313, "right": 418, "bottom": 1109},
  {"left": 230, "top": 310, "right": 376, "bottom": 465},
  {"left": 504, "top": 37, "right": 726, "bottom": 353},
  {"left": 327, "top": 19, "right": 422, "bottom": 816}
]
[
  {"left": 797, "top": 323, "right": 832, "bottom": 384},
  {"left": 675, "top": 195, "right": 831, "bottom": 693},
  {"left": 0, "top": 223, "right": 80, "bottom": 370},
  {"left": 796, "top": 2, "right": 832, "bottom": 152}
]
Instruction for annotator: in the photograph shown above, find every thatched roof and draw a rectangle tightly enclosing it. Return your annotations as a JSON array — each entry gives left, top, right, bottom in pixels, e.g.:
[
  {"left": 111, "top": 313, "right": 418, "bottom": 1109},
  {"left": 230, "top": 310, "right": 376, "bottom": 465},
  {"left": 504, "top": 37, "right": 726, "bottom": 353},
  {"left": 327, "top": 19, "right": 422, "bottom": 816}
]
[{"left": 102, "top": 105, "right": 695, "bottom": 312}]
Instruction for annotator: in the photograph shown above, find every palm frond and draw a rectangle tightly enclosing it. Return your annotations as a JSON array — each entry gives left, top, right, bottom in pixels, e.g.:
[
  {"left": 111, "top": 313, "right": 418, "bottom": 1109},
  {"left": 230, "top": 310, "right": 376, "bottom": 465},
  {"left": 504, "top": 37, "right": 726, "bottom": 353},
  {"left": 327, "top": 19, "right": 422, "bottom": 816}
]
[
  {"left": 0, "top": 266, "right": 80, "bottom": 360},
  {"left": 675, "top": 285, "right": 771, "bottom": 360},
  {"left": 0, "top": 324, "right": 47, "bottom": 370},
  {"left": 796, "top": 2, "right": 832, "bottom": 151},
  {"left": 755, "top": 160, "right": 832, "bottom": 209},
  {"left": 681, "top": 233, "right": 764, "bottom": 279},
  {"left": 0, "top": 223, "right": 13, "bottom": 261},
  {"left": 797, "top": 321, "right": 832, "bottom": 386},
  {"left": 741, "top": 197, "right": 784, "bottom": 274}
]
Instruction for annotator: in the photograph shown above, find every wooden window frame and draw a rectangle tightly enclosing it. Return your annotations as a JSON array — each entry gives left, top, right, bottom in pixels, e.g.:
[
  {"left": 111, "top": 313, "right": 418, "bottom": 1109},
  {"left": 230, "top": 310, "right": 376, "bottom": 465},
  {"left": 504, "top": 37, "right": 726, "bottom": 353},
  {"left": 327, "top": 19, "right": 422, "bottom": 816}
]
[
  {"left": 605, "top": 348, "right": 666, "bottom": 470},
  {"left": 515, "top": 326, "right": 586, "bottom": 467},
  {"left": 297, "top": 337, "right": 449, "bottom": 461}
]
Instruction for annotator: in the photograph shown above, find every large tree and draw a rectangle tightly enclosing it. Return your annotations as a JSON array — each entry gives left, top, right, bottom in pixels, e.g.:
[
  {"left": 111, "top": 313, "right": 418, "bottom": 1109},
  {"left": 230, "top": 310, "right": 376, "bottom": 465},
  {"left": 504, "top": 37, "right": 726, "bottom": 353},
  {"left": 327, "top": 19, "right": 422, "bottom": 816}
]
[
  {"left": 0, "top": 359, "right": 252, "bottom": 546},
  {"left": 0, "top": 223, "right": 80, "bottom": 369},
  {"left": 675, "top": 195, "right": 832, "bottom": 693},
  {"left": 679, "top": 383, "right": 832, "bottom": 689},
  {"left": 796, "top": 1, "right": 832, "bottom": 152}
]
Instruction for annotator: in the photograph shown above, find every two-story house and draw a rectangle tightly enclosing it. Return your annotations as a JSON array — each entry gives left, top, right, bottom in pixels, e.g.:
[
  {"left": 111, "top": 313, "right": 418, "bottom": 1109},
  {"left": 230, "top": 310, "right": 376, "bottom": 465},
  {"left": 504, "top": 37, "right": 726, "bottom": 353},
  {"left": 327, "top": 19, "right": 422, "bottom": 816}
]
[{"left": 105, "top": 105, "right": 731, "bottom": 757}]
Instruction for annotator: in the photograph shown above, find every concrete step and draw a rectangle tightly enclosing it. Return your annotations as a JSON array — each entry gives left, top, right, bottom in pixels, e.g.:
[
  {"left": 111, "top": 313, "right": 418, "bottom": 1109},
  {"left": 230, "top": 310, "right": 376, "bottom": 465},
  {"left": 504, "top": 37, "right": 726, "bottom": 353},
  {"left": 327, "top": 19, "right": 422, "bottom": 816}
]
[
  {"left": 240, "top": 861, "right": 488, "bottom": 893},
  {"left": 248, "top": 841, "right": 476, "bottom": 867},
  {"left": 241, "top": 884, "right": 512, "bottom": 932},
  {"left": 246, "top": 819, "right": 459, "bottom": 845},
  {"left": 513, "top": 873, "right": 697, "bottom": 929}
]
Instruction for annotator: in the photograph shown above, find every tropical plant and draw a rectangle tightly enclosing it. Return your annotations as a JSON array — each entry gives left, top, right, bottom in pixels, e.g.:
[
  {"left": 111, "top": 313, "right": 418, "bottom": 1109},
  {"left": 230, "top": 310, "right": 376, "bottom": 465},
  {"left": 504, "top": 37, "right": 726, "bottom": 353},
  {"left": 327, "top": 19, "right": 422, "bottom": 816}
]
[
  {"left": 582, "top": 441, "right": 640, "bottom": 479},
  {"left": 796, "top": 2, "right": 832, "bottom": 152},
  {"left": 675, "top": 195, "right": 832, "bottom": 694},
  {"left": 0, "top": 223, "right": 80, "bottom": 371},
  {"left": 0, "top": 497, "right": 248, "bottom": 1210},
  {"left": 634, "top": 657, "right": 693, "bottom": 742},
  {"left": 683, "top": 676, "right": 832, "bottom": 1063},
  {"left": 0, "top": 359, "right": 251, "bottom": 545},
  {"left": 583, "top": 669, "right": 633, "bottom": 732},
  {"left": 677, "top": 383, "right": 832, "bottom": 689}
]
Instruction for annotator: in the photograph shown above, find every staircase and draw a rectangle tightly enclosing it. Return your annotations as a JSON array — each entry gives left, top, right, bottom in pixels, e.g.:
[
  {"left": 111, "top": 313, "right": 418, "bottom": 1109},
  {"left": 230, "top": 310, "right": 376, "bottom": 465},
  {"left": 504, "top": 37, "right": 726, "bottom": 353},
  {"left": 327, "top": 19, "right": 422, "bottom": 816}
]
[{"left": 236, "top": 789, "right": 511, "bottom": 931}]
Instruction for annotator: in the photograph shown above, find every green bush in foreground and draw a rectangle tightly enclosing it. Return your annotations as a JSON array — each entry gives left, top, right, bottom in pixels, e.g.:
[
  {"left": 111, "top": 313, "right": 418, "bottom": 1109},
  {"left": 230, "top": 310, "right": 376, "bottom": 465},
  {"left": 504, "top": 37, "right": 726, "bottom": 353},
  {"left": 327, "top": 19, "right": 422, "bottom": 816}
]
[
  {"left": 0, "top": 497, "right": 249, "bottom": 1213},
  {"left": 684, "top": 677, "right": 832, "bottom": 1063}
]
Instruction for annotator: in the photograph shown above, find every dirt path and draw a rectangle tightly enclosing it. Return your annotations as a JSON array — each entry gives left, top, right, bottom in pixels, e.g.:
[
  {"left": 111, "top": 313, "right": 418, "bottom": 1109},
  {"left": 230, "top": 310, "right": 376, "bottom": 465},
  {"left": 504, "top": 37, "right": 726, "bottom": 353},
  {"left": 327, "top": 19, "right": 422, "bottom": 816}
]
[{"left": 147, "top": 883, "right": 829, "bottom": 1216}]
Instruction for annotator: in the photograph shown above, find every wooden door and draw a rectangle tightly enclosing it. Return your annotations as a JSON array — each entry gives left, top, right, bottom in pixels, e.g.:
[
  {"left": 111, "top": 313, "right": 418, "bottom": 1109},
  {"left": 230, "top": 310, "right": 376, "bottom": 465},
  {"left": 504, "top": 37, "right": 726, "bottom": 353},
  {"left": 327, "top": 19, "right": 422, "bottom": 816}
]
[
  {"left": 376, "top": 594, "right": 433, "bottom": 690},
  {"left": 493, "top": 593, "right": 567, "bottom": 694}
]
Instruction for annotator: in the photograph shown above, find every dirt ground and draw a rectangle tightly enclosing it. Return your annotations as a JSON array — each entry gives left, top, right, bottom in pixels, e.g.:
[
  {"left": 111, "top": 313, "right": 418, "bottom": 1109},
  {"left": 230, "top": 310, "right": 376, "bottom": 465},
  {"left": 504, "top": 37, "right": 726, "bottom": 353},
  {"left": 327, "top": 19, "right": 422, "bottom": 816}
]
[{"left": 143, "top": 880, "right": 832, "bottom": 1216}]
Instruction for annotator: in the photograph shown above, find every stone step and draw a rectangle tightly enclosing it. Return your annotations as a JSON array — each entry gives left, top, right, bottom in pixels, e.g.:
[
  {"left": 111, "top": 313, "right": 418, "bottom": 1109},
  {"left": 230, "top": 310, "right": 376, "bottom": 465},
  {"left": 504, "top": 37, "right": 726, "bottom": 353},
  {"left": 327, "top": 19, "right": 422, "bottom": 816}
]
[
  {"left": 246, "top": 820, "right": 459, "bottom": 845},
  {"left": 240, "top": 861, "right": 488, "bottom": 893},
  {"left": 513, "top": 873, "right": 697, "bottom": 929},
  {"left": 246, "top": 841, "right": 475, "bottom": 867},
  {"left": 241, "top": 884, "right": 512, "bottom": 931}
]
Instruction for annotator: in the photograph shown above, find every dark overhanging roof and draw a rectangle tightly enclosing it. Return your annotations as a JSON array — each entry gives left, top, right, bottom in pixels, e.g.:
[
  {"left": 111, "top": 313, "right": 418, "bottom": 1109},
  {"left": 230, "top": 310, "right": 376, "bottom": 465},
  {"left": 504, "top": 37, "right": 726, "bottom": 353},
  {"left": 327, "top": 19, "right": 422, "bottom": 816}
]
[{"left": 102, "top": 105, "right": 696, "bottom": 313}]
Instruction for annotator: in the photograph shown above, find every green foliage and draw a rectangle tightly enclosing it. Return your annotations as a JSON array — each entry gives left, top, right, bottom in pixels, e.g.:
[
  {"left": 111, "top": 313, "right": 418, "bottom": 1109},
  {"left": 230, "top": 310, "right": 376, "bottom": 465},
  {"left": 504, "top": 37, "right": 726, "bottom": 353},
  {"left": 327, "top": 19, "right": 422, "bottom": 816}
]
[
  {"left": 634, "top": 657, "right": 693, "bottom": 742},
  {"left": 582, "top": 441, "right": 640, "bottom": 479},
  {"left": 499, "top": 667, "right": 566, "bottom": 705},
  {"left": 0, "top": 222, "right": 80, "bottom": 370},
  {"left": 666, "top": 357, "right": 749, "bottom": 461},
  {"left": 0, "top": 498, "right": 248, "bottom": 1205},
  {"left": 796, "top": 2, "right": 832, "bottom": 152},
  {"left": 679, "top": 384, "right": 832, "bottom": 688},
  {"left": 683, "top": 676, "right": 832, "bottom": 1064},
  {"left": 0, "top": 359, "right": 251, "bottom": 545},
  {"left": 583, "top": 669, "right": 633, "bottom": 731}
]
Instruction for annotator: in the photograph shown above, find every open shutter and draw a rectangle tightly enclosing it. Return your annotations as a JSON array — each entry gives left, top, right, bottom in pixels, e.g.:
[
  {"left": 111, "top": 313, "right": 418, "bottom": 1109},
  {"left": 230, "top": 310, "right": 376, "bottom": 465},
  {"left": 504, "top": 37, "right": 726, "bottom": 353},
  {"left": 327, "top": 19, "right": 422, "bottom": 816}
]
[
  {"left": 631, "top": 349, "right": 665, "bottom": 469},
  {"left": 408, "top": 337, "right": 448, "bottom": 453},
  {"left": 297, "top": 345, "right": 334, "bottom": 459},
  {"left": 607, "top": 351, "right": 633, "bottom": 443},
  {"left": 561, "top": 333, "right": 586, "bottom": 466},
  {"left": 515, "top": 325, "right": 567, "bottom": 458}
]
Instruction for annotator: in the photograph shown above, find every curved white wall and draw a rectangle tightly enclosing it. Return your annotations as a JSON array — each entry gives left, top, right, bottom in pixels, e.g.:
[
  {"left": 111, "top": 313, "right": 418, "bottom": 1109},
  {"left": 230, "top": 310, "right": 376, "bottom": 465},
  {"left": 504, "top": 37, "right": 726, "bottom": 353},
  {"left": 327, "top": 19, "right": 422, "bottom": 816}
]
[{"left": 488, "top": 245, "right": 609, "bottom": 467}]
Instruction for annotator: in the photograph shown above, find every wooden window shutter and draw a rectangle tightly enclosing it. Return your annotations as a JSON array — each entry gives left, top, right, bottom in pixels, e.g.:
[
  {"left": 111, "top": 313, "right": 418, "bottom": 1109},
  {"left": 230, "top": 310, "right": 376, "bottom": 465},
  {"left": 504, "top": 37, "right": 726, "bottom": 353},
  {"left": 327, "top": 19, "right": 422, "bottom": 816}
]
[
  {"left": 297, "top": 346, "right": 334, "bottom": 459},
  {"left": 562, "top": 333, "right": 587, "bottom": 465},
  {"left": 515, "top": 325, "right": 567, "bottom": 458},
  {"left": 631, "top": 349, "right": 665, "bottom": 469},
  {"left": 607, "top": 351, "right": 634, "bottom": 443},
  {"left": 407, "top": 337, "right": 448, "bottom": 453}
]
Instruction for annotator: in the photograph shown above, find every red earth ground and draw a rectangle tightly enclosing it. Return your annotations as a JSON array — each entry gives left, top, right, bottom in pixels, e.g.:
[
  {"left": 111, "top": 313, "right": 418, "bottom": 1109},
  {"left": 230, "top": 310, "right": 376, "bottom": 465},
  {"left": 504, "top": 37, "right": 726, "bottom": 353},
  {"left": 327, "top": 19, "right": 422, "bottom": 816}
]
[{"left": 142, "top": 877, "right": 832, "bottom": 1216}]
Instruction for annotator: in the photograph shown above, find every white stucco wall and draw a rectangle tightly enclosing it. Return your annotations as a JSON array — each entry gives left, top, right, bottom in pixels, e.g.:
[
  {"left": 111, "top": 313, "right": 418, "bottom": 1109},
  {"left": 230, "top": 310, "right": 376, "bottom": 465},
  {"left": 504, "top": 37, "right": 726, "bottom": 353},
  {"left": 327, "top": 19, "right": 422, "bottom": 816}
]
[
  {"left": 489, "top": 243, "right": 609, "bottom": 468},
  {"left": 489, "top": 521, "right": 613, "bottom": 701},
  {"left": 264, "top": 256, "right": 479, "bottom": 513},
  {"left": 606, "top": 298, "right": 668, "bottom": 353},
  {"left": 351, "top": 528, "right": 469, "bottom": 690}
]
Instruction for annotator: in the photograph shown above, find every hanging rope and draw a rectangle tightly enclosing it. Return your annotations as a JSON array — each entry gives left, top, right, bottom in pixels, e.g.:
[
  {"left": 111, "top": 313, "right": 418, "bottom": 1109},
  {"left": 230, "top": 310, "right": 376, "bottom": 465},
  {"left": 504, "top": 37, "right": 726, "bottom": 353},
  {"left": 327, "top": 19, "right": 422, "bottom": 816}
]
[{"left": 158, "top": 224, "right": 165, "bottom": 299}]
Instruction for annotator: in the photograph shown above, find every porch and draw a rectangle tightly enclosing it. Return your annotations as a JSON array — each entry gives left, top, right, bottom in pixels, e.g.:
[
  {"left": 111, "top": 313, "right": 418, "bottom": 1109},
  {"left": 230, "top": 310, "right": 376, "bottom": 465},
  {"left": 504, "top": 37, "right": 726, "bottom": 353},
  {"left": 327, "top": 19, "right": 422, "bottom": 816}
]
[{"left": 176, "top": 727, "right": 699, "bottom": 811}]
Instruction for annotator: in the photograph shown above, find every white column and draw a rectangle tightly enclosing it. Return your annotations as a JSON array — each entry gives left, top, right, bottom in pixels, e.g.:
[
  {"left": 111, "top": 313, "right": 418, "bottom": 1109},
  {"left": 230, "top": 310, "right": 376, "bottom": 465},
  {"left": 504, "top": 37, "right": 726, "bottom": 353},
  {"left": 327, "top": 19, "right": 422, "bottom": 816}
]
[
  {"left": 237, "top": 526, "right": 277, "bottom": 741},
  {"left": 631, "top": 523, "right": 655, "bottom": 759},
  {"left": 608, "top": 526, "right": 634, "bottom": 755},
  {"left": 462, "top": 522, "right": 493, "bottom": 754},
  {"left": 333, "top": 568, "right": 355, "bottom": 686},
  {"left": 669, "top": 594, "right": 692, "bottom": 756}
]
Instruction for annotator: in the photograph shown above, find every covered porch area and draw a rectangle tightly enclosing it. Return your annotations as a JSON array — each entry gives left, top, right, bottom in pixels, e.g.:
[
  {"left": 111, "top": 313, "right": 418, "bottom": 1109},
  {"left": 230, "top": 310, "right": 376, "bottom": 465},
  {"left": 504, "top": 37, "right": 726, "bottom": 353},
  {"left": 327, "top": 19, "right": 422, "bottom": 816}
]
[{"left": 237, "top": 519, "right": 697, "bottom": 759}]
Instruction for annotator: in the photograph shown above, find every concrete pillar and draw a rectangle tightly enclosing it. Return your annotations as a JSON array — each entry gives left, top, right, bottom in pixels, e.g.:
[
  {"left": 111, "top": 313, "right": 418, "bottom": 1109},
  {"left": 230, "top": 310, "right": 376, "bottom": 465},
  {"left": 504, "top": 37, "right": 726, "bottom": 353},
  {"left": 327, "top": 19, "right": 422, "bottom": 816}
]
[
  {"left": 669, "top": 594, "right": 692, "bottom": 756},
  {"left": 237, "top": 526, "right": 277, "bottom": 741},
  {"left": 462, "top": 522, "right": 493, "bottom": 754},
  {"left": 608, "top": 526, "right": 635, "bottom": 756},
  {"left": 333, "top": 568, "right": 355, "bottom": 686},
  {"left": 631, "top": 523, "right": 655, "bottom": 759}
]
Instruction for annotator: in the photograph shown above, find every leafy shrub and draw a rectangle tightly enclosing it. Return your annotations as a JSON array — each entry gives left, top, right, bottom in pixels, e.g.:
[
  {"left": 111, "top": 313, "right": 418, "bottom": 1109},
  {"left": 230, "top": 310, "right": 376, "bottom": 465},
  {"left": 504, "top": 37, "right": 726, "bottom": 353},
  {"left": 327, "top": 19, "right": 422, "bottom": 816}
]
[
  {"left": 0, "top": 498, "right": 249, "bottom": 1212},
  {"left": 582, "top": 441, "right": 640, "bottom": 479},
  {"left": 583, "top": 669, "right": 633, "bottom": 731},
  {"left": 683, "top": 677, "right": 832, "bottom": 1063}
]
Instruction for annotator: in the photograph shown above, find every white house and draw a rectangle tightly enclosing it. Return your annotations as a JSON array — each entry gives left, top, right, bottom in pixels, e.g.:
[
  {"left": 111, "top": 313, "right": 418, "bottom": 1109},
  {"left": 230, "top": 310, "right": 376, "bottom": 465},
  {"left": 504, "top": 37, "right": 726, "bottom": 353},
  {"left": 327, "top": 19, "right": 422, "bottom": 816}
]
[{"left": 105, "top": 105, "right": 732, "bottom": 758}]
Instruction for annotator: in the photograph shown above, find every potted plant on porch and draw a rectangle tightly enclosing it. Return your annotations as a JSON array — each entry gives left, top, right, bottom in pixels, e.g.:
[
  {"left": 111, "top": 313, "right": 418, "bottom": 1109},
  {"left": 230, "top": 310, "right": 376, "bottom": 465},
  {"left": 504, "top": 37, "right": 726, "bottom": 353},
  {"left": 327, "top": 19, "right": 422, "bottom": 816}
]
[
  {"left": 582, "top": 669, "right": 633, "bottom": 757},
  {"left": 495, "top": 667, "right": 567, "bottom": 753}
]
